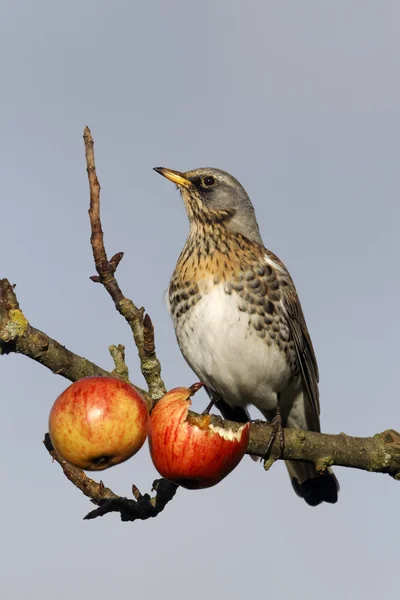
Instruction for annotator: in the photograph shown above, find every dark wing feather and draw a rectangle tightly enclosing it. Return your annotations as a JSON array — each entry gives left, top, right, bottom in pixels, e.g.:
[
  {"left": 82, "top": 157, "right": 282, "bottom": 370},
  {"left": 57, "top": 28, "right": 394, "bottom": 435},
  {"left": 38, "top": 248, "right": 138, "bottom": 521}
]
[
  {"left": 283, "top": 287, "right": 320, "bottom": 419},
  {"left": 267, "top": 251, "right": 320, "bottom": 421}
]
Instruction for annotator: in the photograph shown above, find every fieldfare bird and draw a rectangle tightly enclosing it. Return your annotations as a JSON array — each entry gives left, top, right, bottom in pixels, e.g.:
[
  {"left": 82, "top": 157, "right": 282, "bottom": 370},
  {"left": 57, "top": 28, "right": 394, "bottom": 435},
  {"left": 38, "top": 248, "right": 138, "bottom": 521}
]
[{"left": 154, "top": 166, "right": 339, "bottom": 506}]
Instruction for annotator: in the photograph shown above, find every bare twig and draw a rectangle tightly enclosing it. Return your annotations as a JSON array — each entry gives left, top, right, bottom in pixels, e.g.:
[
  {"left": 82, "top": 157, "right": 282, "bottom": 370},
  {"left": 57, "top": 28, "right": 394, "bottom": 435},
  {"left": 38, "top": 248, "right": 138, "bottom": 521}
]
[
  {"left": 83, "top": 479, "right": 179, "bottom": 521},
  {"left": 109, "top": 344, "right": 130, "bottom": 382},
  {"left": 43, "top": 434, "right": 119, "bottom": 502},
  {"left": 83, "top": 127, "right": 166, "bottom": 403},
  {"left": 44, "top": 434, "right": 178, "bottom": 521}
]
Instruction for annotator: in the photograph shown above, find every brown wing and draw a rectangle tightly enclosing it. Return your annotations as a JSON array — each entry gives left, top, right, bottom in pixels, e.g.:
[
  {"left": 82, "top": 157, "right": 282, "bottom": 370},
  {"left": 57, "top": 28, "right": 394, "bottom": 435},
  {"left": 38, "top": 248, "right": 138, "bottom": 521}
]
[
  {"left": 267, "top": 251, "right": 320, "bottom": 420},
  {"left": 283, "top": 286, "right": 320, "bottom": 417}
]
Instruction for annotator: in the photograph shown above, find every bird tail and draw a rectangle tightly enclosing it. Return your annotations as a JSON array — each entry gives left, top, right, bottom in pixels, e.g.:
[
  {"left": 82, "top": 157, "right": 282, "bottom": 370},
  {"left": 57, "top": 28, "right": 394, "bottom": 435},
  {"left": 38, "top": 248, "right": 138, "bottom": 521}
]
[{"left": 285, "top": 461, "right": 339, "bottom": 506}]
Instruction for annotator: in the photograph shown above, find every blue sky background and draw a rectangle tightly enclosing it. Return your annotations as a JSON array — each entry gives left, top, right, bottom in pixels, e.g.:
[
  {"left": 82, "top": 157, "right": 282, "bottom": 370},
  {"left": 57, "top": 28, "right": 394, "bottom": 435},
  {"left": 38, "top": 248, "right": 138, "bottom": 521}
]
[{"left": 1, "top": 2, "right": 398, "bottom": 598}]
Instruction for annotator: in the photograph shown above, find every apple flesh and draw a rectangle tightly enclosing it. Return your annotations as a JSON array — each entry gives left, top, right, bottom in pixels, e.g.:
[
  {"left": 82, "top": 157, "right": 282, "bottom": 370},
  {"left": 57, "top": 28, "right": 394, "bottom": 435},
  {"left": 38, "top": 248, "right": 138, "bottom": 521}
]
[
  {"left": 49, "top": 376, "right": 149, "bottom": 470},
  {"left": 148, "top": 384, "right": 250, "bottom": 489}
]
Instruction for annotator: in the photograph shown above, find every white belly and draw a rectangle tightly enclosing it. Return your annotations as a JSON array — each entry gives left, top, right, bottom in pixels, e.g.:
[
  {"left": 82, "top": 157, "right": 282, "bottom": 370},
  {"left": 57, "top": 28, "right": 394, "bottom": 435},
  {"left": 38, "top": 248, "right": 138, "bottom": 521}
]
[{"left": 171, "top": 285, "right": 292, "bottom": 413}]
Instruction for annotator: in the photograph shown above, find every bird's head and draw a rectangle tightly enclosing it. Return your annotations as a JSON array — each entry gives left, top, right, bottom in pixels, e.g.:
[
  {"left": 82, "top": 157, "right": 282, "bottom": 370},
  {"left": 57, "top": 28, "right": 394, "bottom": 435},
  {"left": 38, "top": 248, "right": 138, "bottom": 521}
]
[{"left": 154, "top": 167, "right": 263, "bottom": 244}]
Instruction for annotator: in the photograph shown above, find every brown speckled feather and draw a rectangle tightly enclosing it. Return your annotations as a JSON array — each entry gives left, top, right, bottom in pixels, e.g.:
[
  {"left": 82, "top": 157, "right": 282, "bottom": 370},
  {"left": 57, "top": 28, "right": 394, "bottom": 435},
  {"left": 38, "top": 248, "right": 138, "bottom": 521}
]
[{"left": 266, "top": 250, "right": 320, "bottom": 422}]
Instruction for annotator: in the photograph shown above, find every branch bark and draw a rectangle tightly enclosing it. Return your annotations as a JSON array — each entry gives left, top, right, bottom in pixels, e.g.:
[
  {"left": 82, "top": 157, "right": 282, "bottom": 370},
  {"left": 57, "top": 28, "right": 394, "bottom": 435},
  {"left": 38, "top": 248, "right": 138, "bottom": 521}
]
[
  {"left": 0, "top": 279, "right": 112, "bottom": 384},
  {"left": 43, "top": 434, "right": 178, "bottom": 522},
  {"left": 84, "top": 126, "right": 166, "bottom": 403},
  {"left": 247, "top": 421, "right": 400, "bottom": 479}
]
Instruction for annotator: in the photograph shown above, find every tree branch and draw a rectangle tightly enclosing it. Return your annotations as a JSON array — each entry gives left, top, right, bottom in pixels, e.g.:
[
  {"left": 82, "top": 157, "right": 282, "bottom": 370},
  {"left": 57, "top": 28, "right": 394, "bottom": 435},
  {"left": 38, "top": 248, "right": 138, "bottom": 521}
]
[
  {"left": 2, "top": 278, "right": 399, "bottom": 519},
  {"left": 83, "top": 126, "right": 166, "bottom": 403},
  {"left": 246, "top": 420, "right": 400, "bottom": 479},
  {"left": 43, "top": 433, "right": 178, "bottom": 522},
  {"left": 0, "top": 279, "right": 112, "bottom": 384}
]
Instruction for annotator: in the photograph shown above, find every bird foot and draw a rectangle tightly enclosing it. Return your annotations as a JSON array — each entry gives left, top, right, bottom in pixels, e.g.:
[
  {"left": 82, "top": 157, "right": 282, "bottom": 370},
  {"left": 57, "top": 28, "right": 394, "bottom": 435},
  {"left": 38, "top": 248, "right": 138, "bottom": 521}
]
[{"left": 263, "top": 405, "right": 284, "bottom": 462}]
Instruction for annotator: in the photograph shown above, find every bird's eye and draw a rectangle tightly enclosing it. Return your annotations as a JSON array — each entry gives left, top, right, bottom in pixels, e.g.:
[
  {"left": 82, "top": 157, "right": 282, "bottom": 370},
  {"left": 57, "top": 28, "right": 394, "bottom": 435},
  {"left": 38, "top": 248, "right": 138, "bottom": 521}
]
[{"left": 203, "top": 176, "right": 216, "bottom": 187}]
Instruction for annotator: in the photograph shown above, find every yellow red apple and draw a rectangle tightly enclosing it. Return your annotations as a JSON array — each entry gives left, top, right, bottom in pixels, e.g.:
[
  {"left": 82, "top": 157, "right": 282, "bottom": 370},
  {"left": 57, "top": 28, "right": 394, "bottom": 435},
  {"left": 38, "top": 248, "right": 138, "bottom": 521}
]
[
  {"left": 49, "top": 376, "right": 148, "bottom": 470},
  {"left": 148, "top": 384, "right": 250, "bottom": 489}
]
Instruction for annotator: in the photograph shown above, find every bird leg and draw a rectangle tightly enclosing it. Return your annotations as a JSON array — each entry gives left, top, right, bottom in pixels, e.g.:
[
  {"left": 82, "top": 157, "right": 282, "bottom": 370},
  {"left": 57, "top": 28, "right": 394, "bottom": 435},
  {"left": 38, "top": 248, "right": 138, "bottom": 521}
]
[
  {"left": 263, "top": 396, "right": 284, "bottom": 461},
  {"left": 202, "top": 396, "right": 218, "bottom": 415}
]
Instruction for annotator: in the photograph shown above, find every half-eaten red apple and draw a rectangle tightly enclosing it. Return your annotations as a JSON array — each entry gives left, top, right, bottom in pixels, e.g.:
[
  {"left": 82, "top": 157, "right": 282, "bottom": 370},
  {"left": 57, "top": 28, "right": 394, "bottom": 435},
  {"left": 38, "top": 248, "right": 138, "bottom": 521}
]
[
  {"left": 49, "top": 376, "right": 149, "bottom": 470},
  {"left": 148, "top": 384, "right": 250, "bottom": 489}
]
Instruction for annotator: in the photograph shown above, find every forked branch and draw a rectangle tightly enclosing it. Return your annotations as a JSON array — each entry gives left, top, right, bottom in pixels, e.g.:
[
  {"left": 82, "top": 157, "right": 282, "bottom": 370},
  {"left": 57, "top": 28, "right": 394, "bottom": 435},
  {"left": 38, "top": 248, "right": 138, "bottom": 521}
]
[{"left": 84, "top": 126, "right": 166, "bottom": 403}]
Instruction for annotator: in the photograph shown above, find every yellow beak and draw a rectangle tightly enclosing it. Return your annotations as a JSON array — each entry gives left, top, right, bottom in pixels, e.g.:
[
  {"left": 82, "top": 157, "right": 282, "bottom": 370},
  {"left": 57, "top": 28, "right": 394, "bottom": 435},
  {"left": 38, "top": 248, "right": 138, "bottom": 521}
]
[{"left": 154, "top": 167, "right": 192, "bottom": 188}]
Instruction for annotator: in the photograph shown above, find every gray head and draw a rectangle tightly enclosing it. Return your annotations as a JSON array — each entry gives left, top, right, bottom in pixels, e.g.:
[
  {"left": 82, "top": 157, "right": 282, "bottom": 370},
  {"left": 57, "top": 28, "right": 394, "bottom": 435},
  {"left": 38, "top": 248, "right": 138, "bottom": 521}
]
[{"left": 154, "top": 167, "right": 263, "bottom": 245}]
